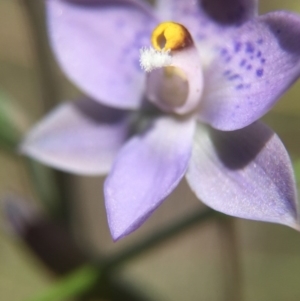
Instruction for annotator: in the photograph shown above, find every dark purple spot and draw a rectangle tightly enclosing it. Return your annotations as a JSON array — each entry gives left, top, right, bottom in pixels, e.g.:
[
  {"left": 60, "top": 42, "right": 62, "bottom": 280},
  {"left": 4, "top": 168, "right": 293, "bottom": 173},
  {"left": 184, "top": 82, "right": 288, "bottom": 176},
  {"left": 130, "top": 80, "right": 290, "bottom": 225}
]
[
  {"left": 246, "top": 64, "right": 252, "bottom": 70},
  {"left": 236, "top": 84, "right": 244, "bottom": 90},
  {"left": 261, "top": 58, "right": 266, "bottom": 64},
  {"left": 116, "top": 19, "right": 126, "bottom": 28},
  {"left": 240, "top": 59, "right": 246, "bottom": 67},
  {"left": 256, "top": 69, "right": 264, "bottom": 77},
  {"left": 256, "top": 51, "right": 262, "bottom": 57},
  {"left": 122, "top": 46, "right": 131, "bottom": 56},
  {"left": 223, "top": 70, "right": 231, "bottom": 76},
  {"left": 246, "top": 42, "right": 255, "bottom": 53},
  {"left": 250, "top": 55, "right": 254, "bottom": 60},
  {"left": 133, "top": 58, "right": 141, "bottom": 71},
  {"left": 124, "top": 73, "right": 133, "bottom": 83},
  {"left": 225, "top": 56, "right": 232, "bottom": 62},
  {"left": 257, "top": 39, "right": 263, "bottom": 45},
  {"left": 221, "top": 48, "right": 228, "bottom": 55},
  {"left": 196, "top": 33, "right": 206, "bottom": 40},
  {"left": 234, "top": 41, "right": 242, "bottom": 52},
  {"left": 276, "top": 29, "right": 281, "bottom": 34},
  {"left": 228, "top": 74, "right": 240, "bottom": 80}
]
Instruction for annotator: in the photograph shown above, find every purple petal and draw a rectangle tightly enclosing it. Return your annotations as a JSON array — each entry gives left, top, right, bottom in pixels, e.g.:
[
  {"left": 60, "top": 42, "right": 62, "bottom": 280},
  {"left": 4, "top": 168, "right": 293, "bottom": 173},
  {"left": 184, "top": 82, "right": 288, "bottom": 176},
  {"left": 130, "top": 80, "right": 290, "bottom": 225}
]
[
  {"left": 47, "top": 0, "right": 158, "bottom": 109},
  {"left": 186, "top": 121, "right": 299, "bottom": 228},
  {"left": 199, "top": 11, "right": 300, "bottom": 130},
  {"left": 104, "top": 116, "right": 195, "bottom": 240},
  {"left": 156, "top": 0, "right": 257, "bottom": 39},
  {"left": 20, "top": 98, "right": 130, "bottom": 175}
]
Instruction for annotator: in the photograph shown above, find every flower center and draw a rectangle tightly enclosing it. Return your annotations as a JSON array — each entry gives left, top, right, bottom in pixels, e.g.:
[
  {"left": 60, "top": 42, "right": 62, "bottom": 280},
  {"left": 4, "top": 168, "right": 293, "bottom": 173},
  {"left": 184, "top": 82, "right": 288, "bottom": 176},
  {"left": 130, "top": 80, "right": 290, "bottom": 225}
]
[
  {"left": 151, "top": 22, "right": 192, "bottom": 51},
  {"left": 140, "top": 22, "right": 203, "bottom": 115},
  {"left": 157, "top": 66, "right": 188, "bottom": 108}
]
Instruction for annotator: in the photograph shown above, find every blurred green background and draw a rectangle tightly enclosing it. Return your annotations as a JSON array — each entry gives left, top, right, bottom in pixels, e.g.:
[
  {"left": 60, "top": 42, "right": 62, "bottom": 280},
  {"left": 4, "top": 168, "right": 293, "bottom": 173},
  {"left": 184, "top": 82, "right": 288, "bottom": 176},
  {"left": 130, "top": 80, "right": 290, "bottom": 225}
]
[{"left": 1, "top": 1, "right": 300, "bottom": 301}]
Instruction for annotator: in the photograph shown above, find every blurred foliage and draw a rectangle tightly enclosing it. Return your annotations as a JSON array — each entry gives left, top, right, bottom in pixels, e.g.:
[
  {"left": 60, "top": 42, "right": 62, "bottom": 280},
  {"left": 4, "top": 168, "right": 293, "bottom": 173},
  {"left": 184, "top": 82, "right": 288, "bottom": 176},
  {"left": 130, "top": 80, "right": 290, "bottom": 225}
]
[{"left": 0, "top": 90, "right": 28, "bottom": 151}]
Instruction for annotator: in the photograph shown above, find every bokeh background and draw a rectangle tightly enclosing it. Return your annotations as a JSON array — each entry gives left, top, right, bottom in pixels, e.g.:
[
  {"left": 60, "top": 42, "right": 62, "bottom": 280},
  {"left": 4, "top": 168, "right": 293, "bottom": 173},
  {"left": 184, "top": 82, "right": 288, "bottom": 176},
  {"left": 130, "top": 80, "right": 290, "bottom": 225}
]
[{"left": 1, "top": 1, "right": 300, "bottom": 300}]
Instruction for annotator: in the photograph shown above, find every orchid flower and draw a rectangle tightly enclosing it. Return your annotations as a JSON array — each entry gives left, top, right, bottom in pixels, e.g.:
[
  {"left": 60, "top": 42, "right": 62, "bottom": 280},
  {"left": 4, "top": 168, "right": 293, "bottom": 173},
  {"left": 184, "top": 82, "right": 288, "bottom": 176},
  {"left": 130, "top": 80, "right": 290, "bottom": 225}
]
[{"left": 21, "top": 0, "right": 300, "bottom": 240}]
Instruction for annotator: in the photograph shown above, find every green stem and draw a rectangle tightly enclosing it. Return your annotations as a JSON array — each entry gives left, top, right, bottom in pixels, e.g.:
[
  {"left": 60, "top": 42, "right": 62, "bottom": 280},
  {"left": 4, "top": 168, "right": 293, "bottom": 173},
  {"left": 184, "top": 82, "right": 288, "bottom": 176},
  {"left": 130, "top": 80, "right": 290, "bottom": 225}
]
[
  {"left": 24, "top": 208, "right": 216, "bottom": 301},
  {"left": 21, "top": 0, "right": 59, "bottom": 110},
  {"left": 103, "top": 208, "right": 216, "bottom": 270},
  {"left": 20, "top": 0, "right": 72, "bottom": 222},
  {"left": 294, "top": 160, "right": 300, "bottom": 185},
  {"left": 26, "top": 159, "right": 62, "bottom": 218},
  {"left": 217, "top": 217, "right": 242, "bottom": 301},
  {"left": 25, "top": 265, "right": 99, "bottom": 301}
]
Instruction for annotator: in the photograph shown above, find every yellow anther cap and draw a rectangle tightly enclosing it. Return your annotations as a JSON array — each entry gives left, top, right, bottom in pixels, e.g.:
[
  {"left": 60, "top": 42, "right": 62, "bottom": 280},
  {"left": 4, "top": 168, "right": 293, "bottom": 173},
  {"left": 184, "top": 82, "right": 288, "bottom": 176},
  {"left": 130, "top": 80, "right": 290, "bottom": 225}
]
[{"left": 151, "top": 22, "right": 192, "bottom": 51}]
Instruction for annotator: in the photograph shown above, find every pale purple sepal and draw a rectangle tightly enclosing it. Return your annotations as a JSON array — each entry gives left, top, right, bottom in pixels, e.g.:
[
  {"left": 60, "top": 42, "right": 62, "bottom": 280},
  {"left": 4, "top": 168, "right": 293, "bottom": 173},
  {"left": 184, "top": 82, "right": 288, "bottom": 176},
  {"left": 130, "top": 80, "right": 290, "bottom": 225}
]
[
  {"left": 104, "top": 116, "right": 196, "bottom": 240},
  {"left": 47, "top": 0, "right": 158, "bottom": 109},
  {"left": 199, "top": 11, "right": 300, "bottom": 130},
  {"left": 186, "top": 121, "right": 299, "bottom": 228},
  {"left": 20, "top": 98, "right": 130, "bottom": 175}
]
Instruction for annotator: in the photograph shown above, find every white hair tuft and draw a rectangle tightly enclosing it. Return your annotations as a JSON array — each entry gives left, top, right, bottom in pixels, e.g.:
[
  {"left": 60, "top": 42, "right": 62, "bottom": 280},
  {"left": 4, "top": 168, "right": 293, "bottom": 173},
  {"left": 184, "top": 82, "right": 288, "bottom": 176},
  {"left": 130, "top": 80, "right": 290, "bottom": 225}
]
[{"left": 139, "top": 47, "right": 172, "bottom": 72}]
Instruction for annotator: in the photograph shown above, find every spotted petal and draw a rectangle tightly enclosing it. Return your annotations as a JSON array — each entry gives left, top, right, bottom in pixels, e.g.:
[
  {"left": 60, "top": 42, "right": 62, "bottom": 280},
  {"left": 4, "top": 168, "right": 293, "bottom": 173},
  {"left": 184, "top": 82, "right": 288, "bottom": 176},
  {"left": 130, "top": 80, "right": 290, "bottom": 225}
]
[
  {"left": 20, "top": 98, "right": 130, "bottom": 175},
  {"left": 199, "top": 11, "right": 300, "bottom": 130},
  {"left": 47, "top": 0, "right": 157, "bottom": 109},
  {"left": 104, "top": 116, "right": 195, "bottom": 240},
  {"left": 186, "top": 121, "right": 299, "bottom": 228}
]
